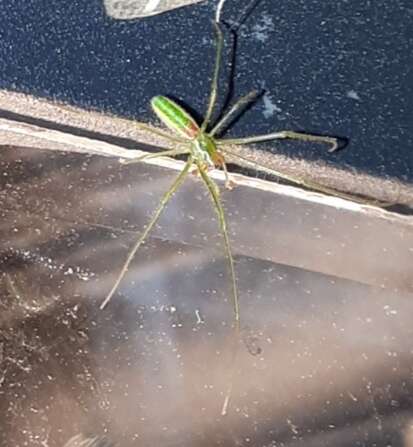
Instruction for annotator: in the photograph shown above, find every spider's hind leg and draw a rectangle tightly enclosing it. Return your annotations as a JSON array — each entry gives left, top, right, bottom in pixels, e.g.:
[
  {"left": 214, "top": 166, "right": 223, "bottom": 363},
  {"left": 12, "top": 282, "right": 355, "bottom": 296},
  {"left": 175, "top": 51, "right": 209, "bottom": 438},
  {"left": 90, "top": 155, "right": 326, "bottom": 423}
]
[
  {"left": 195, "top": 152, "right": 235, "bottom": 190},
  {"left": 120, "top": 147, "right": 190, "bottom": 165},
  {"left": 214, "top": 152, "right": 235, "bottom": 190}
]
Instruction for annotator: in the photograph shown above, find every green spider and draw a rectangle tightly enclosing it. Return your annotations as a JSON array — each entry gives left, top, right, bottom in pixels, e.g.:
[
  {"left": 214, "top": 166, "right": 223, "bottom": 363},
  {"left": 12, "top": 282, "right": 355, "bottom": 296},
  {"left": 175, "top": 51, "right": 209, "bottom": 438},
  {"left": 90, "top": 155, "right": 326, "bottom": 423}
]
[{"left": 100, "top": 21, "right": 342, "bottom": 334}]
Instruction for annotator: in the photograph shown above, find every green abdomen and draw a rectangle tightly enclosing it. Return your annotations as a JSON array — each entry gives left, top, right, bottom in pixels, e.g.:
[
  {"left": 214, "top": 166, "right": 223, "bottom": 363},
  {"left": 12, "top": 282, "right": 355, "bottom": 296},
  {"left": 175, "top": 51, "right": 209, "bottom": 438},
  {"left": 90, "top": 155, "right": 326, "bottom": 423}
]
[{"left": 151, "top": 96, "right": 199, "bottom": 139}]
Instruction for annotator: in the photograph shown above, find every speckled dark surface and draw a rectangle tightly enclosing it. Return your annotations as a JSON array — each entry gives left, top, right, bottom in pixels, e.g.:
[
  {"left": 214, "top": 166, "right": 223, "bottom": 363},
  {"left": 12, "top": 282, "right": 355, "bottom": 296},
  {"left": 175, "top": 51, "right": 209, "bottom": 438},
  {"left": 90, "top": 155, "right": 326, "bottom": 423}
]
[{"left": 0, "top": 0, "right": 411, "bottom": 181}]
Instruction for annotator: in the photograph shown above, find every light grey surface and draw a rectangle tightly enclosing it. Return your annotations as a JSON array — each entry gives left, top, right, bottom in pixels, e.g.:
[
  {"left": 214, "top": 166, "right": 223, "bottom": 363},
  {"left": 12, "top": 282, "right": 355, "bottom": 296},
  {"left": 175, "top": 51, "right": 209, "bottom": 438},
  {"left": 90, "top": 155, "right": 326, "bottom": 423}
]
[{"left": 103, "top": 0, "right": 205, "bottom": 19}]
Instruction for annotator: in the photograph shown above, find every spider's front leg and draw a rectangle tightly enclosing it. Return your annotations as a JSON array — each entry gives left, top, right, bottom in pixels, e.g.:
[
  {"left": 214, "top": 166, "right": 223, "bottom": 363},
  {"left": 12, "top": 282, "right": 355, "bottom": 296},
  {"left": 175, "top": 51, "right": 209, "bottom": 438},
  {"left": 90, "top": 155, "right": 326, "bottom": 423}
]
[
  {"left": 220, "top": 130, "right": 341, "bottom": 152},
  {"left": 190, "top": 149, "right": 235, "bottom": 190}
]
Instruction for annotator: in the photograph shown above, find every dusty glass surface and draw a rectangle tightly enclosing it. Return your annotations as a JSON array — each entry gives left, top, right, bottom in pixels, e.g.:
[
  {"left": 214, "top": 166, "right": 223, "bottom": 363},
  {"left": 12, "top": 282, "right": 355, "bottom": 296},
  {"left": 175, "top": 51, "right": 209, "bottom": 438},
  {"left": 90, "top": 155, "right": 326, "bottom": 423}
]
[{"left": 1, "top": 141, "right": 413, "bottom": 446}]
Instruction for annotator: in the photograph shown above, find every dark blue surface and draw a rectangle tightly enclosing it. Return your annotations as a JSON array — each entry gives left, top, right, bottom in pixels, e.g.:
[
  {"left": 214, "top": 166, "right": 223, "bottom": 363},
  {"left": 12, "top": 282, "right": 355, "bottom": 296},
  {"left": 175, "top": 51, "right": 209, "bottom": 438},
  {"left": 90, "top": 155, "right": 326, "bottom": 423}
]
[{"left": 0, "top": 0, "right": 411, "bottom": 181}]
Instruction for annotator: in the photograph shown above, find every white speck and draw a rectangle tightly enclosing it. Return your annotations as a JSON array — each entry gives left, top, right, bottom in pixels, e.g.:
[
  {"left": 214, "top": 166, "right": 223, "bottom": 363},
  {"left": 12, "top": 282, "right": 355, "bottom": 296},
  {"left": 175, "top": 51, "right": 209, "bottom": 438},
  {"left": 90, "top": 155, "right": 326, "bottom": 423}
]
[
  {"left": 251, "top": 14, "right": 275, "bottom": 43},
  {"left": 346, "top": 90, "right": 361, "bottom": 101},
  {"left": 348, "top": 392, "right": 358, "bottom": 402},
  {"left": 195, "top": 309, "right": 204, "bottom": 324},
  {"left": 262, "top": 93, "right": 282, "bottom": 119},
  {"left": 8, "top": 247, "right": 94, "bottom": 281},
  {"left": 287, "top": 419, "right": 299, "bottom": 435},
  {"left": 221, "top": 393, "right": 230, "bottom": 416},
  {"left": 383, "top": 304, "right": 398, "bottom": 316}
]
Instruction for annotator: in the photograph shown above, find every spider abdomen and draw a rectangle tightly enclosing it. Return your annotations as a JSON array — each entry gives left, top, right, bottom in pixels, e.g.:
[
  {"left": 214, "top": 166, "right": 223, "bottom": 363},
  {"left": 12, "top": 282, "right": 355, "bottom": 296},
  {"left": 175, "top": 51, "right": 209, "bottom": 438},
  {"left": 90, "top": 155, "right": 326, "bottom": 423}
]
[{"left": 151, "top": 95, "right": 199, "bottom": 139}]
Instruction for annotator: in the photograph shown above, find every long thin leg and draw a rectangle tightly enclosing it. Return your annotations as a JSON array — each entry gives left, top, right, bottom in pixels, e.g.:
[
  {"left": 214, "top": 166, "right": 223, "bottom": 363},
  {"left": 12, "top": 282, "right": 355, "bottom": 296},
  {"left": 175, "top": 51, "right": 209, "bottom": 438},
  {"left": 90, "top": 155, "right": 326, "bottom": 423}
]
[
  {"left": 209, "top": 90, "right": 259, "bottom": 137},
  {"left": 220, "top": 159, "right": 234, "bottom": 189},
  {"left": 121, "top": 148, "right": 190, "bottom": 165},
  {"left": 200, "top": 22, "right": 224, "bottom": 132},
  {"left": 198, "top": 163, "right": 240, "bottom": 417},
  {"left": 220, "top": 147, "right": 374, "bottom": 203},
  {"left": 134, "top": 121, "right": 188, "bottom": 145},
  {"left": 219, "top": 130, "right": 340, "bottom": 152},
  {"left": 100, "top": 156, "right": 194, "bottom": 310},
  {"left": 197, "top": 163, "right": 239, "bottom": 332}
]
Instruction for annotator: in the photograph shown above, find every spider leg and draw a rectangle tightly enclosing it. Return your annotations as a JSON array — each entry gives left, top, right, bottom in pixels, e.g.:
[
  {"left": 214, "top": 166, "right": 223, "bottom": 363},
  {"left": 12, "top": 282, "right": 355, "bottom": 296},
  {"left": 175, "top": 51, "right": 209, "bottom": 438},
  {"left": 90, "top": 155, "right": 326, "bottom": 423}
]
[
  {"left": 209, "top": 90, "right": 259, "bottom": 138},
  {"left": 219, "top": 130, "right": 340, "bottom": 152},
  {"left": 120, "top": 147, "right": 190, "bottom": 164},
  {"left": 201, "top": 22, "right": 225, "bottom": 132},
  {"left": 196, "top": 162, "right": 239, "bottom": 331},
  {"left": 100, "top": 156, "right": 194, "bottom": 310}
]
